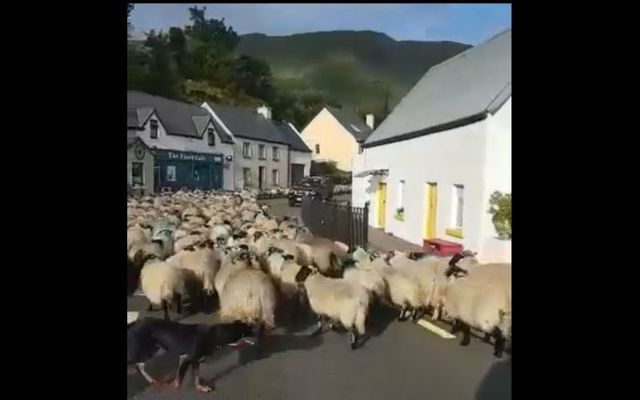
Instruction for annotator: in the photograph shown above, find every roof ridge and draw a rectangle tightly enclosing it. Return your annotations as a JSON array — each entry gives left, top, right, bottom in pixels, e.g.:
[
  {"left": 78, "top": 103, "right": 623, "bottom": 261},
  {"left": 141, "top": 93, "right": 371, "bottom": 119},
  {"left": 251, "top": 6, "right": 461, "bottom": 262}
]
[{"left": 425, "top": 28, "right": 511, "bottom": 75}]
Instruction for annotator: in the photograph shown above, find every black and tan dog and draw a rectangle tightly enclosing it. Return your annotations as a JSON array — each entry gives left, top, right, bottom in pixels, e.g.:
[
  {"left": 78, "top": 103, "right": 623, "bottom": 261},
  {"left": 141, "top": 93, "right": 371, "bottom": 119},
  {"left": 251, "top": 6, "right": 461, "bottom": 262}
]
[{"left": 127, "top": 318, "right": 255, "bottom": 392}]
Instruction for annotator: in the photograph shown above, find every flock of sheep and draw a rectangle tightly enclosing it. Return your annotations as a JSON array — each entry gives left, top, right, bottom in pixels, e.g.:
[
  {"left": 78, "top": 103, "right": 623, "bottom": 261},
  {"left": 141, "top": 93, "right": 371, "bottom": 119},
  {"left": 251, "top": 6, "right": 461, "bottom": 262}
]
[{"left": 127, "top": 189, "right": 512, "bottom": 358}]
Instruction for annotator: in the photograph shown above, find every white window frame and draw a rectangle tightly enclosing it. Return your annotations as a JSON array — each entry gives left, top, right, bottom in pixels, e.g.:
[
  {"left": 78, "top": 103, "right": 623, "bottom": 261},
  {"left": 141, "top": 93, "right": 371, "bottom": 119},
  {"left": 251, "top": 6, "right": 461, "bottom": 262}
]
[
  {"left": 166, "top": 165, "right": 177, "bottom": 182},
  {"left": 452, "top": 184, "right": 464, "bottom": 228},
  {"left": 397, "top": 180, "right": 405, "bottom": 209},
  {"left": 149, "top": 119, "right": 159, "bottom": 140},
  {"left": 259, "top": 144, "right": 266, "bottom": 160},
  {"left": 273, "top": 146, "right": 279, "bottom": 161},
  {"left": 243, "top": 167, "right": 252, "bottom": 187},
  {"left": 243, "top": 142, "right": 252, "bottom": 158},
  {"left": 272, "top": 169, "right": 279, "bottom": 186},
  {"left": 207, "top": 127, "right": 215, "bottom": 146},
  {"left": 130, "top": 162, "right": 145, "bottom": 187}
]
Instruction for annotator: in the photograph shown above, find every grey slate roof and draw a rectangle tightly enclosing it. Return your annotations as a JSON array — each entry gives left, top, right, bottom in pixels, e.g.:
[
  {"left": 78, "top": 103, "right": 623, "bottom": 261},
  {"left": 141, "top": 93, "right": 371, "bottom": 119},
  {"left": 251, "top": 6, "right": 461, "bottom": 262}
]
[
  {"left": 325, "top": 106, "right": 372, "bottom": 143},
  {"left": 127, "top": 91, "right": 234, "bottom": 143},
  {"left": 205, "top": 103, "right": 291, "bottom": 145},
  {"left": 364, "top": 29, "right": 511, "bottom": 147},
  {"left": 276, "top": 122, "right": 311, "bottom": 153}
]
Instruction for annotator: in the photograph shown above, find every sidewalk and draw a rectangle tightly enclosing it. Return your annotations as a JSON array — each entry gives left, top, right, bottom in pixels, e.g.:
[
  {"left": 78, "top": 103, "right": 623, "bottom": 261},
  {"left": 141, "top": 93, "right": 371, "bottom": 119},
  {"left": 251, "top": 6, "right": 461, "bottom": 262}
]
[{"left": 367, "top": 227, "right": 423, "bottom": 253}]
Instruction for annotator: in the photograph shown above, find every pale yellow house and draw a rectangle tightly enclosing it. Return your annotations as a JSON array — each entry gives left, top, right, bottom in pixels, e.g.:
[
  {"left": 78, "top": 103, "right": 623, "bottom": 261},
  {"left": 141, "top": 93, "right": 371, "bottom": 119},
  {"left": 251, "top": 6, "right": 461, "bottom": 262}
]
[{"left": 300, "top": 106, "right": 374, "bottom": 171}]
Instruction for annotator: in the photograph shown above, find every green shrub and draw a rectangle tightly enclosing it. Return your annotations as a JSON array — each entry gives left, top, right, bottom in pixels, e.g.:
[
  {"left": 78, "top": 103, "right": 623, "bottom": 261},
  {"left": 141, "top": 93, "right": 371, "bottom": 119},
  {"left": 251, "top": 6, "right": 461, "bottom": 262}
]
[{"left": 488, "top": 191, "right": 511, "bottom": 239}]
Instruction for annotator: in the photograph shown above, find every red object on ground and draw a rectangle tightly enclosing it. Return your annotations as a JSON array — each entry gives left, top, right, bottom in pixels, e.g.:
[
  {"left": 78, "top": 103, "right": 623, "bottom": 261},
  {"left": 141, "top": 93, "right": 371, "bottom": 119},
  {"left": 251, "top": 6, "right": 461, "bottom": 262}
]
[{"left": 423, "top": 239, "right": 463, "bottom": 256}]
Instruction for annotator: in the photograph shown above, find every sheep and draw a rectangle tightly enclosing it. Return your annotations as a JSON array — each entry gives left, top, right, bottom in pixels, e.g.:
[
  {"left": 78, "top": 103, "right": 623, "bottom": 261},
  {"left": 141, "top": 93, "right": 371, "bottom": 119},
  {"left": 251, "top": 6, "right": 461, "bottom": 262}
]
[
  {"left": 209, "top": 224, "right": 233, "bottom": 245},
  {"left": 441, "top": 277, "right": 511, "bottom": 357},
  {"left": 166, "top": 241, "right": 219, "bottom": 297},
  {"left": 219, "top": 268, "right": 277, "bottom": 331},
  {"left": 173, "top": 234, "right": 205, "bottom": 253},
  {"left": 214, "top": 250, "right": 255, "bottom": 296},
  {"left": 127, "top": 225, "right": 150, "bottom": 250},
  {"left": 365, "top": 257, "right": 423, "bottom": 321},
  {"left": 139, "top": 258, "right": 185, "bottom": 320},
  {"left": 295, "top": 265, "right": 370, "bottom": 349}
]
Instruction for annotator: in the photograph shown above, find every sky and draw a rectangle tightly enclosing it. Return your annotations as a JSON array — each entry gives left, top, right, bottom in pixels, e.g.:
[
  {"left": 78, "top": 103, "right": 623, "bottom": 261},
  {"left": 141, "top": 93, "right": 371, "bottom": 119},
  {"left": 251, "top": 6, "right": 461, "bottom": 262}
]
[{"left": 130, "top": 3, "right": 511, "bottom": 45}]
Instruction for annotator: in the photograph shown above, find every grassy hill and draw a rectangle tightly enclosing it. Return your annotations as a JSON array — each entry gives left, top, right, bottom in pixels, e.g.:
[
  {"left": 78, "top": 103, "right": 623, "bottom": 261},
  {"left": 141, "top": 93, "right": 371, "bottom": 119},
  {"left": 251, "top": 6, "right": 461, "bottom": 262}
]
[{"left": 236, "top": 30, "right": 471, "bottom": 114}]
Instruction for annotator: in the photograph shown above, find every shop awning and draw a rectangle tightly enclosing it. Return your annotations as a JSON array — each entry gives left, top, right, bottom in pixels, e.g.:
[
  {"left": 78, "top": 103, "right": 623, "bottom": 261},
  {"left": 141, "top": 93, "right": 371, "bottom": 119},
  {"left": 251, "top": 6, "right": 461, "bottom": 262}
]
[{"left": 354, "top": 169, "right": 389, "bottom": 178}]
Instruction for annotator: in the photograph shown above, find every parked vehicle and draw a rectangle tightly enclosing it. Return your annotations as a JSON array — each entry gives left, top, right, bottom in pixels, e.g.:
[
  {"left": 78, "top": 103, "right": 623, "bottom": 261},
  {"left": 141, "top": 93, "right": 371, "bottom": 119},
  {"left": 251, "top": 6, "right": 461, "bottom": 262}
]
[{"left": 288, "top": 176, "right": 334, "bottom": 206}]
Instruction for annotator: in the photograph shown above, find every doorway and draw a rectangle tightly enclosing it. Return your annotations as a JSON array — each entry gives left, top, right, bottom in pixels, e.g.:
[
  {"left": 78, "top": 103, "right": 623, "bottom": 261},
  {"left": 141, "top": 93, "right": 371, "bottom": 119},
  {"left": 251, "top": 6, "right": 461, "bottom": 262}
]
[{"left": 424, "top": 182, "right": 438, "bottom": 239}]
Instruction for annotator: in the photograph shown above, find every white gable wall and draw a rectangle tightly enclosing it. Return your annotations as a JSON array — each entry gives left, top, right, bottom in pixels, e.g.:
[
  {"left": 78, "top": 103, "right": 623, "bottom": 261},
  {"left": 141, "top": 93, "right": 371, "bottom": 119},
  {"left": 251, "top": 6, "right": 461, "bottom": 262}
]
[
  {"left": 478, "top": 98, "right": 512, "bottom": 262},
  {"left": 291, "top": 151, "right": 312, "bottom": 177}
]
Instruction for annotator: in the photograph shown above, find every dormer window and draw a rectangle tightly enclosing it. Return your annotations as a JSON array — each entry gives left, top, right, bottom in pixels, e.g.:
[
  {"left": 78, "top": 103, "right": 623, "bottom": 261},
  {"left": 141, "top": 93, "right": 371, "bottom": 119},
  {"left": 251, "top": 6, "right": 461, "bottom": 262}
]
[
  {"left": 207, "top": 128, "right": 215, "bottom": 146},
  {"left": 150, "top": 119, "right": 158, "bottom": 139}
]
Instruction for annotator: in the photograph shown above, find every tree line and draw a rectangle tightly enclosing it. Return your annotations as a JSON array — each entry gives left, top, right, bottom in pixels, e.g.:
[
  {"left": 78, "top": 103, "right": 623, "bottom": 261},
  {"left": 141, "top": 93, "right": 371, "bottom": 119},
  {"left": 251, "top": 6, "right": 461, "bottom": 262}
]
[{"left": 127, "top": 5, "right": 342, "bottom": 129}]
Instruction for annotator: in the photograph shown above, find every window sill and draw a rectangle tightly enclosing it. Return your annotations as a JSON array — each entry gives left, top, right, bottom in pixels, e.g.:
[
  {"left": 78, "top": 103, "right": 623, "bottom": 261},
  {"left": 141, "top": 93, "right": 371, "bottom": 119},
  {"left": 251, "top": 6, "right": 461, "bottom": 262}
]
[{"left": 445, "top": 228, "right": 463, "bottom": 239}]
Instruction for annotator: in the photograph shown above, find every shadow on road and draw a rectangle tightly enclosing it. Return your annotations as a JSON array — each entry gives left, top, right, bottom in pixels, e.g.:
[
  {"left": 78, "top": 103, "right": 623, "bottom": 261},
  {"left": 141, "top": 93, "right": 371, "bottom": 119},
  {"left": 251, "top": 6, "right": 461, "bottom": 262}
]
[
  {"left": 210, "top": 331, "right": 324, "bottom": 383},
  {"left": 358, "top": 299, "right": 399, "bottom": 348},
  {"left": 474, "top": 358, "right": 511, "bottom": 400}
]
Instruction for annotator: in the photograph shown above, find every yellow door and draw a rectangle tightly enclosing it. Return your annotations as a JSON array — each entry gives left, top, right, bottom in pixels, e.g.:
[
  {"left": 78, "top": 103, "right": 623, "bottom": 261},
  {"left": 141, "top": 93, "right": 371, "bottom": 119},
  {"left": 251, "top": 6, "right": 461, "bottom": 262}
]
[
  {"left": 377, "top": 182, "right": 387, "bottom": 227},
  {"left": 424, "top": 183, "right": 437, "bottom": 239}
]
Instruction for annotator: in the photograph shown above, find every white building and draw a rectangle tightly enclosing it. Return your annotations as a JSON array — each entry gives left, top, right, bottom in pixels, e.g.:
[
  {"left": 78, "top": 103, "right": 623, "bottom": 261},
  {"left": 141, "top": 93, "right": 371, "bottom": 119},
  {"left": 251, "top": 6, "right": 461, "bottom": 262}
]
[
  {"left": 352, "top": 29, "right": 511, "bottom": 263},
  {"left": 202, "top": 103, "right": 312, "bottom": 189}
]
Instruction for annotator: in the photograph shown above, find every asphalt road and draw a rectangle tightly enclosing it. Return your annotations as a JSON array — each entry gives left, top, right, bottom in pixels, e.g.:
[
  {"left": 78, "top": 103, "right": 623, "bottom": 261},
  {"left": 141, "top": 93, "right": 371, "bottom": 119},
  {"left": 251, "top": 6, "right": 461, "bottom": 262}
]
[
  {"left": 127, "top": 295, "right": 510, "bottom": 400},
  {"left": 127, "top": 196, "right": 511, "bottom": 399}
]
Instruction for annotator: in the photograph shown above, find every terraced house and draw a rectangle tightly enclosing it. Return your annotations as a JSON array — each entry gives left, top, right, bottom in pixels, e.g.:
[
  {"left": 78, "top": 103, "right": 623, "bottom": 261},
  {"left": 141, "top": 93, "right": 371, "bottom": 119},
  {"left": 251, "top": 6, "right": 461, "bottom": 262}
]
[
  {"left": 202, "top": 103, "right": 312, "bottom": 189},
  {"left": 127, "top": 91, "right": 236, "bottom": 192}
]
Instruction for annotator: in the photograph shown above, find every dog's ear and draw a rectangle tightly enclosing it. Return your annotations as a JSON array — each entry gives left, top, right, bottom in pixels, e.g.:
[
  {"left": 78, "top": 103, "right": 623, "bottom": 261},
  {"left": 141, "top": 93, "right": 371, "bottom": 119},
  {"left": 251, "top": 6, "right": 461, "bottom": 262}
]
[
  {"left": 295, "top": 265, "right": 313, "bottom": 283},
  {"left": 283, "top": 254, "right": 295, "bottom": 261}
]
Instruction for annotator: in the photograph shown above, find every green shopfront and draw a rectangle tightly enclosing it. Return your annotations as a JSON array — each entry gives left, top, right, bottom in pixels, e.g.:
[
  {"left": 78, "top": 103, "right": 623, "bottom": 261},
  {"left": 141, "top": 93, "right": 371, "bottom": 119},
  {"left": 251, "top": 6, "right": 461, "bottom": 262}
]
[{"left": 154, "top": 149, "right": 224, "bottom": 191}]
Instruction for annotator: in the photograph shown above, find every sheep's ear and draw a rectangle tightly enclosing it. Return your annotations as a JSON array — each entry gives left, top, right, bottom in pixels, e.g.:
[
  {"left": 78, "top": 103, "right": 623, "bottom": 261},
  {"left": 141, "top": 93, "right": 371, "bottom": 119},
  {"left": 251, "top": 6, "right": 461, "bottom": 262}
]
[{"left": 295, "top": 266, "right": 313, "bottom": 283}]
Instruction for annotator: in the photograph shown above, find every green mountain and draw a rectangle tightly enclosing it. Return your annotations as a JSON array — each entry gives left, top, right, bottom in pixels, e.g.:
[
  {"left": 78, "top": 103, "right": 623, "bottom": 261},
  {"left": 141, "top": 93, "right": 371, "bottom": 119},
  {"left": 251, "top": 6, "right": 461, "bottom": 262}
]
[{"left": 236, "top": 30, "right": 471, "bottom": 114}]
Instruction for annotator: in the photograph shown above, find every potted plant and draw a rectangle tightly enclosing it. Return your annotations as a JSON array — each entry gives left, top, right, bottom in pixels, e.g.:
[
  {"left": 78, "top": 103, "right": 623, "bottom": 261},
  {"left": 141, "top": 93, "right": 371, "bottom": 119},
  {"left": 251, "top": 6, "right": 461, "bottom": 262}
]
[
  {"left": 488, "top": 191, "right": 511, "bottom": 240},
  {"left": 394, "top": 207, "right": 405, "bottom": 221}
]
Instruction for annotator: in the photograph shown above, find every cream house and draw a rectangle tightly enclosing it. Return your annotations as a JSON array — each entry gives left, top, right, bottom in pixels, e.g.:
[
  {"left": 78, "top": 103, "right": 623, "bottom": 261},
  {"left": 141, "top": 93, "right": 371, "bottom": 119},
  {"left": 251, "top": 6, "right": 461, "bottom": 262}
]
[
  {"left": 300, "top": 106, "right": 373, "bottom": 172},
  {"left": 352, "top": 29, "right": 511, "bottom": 263}
]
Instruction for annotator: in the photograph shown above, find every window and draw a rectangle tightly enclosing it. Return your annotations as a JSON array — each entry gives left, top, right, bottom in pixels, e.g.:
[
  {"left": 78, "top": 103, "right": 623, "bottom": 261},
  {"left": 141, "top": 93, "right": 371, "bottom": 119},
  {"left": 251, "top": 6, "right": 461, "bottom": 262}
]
[
  {"left": 273, "top": 146, "right": 279, "bottom": 161},
  {"left": 259, "top": 144, "right": 266, "bottom": 160},
  {"left": 243, "top": 168, "right": 252, "bottom": 188},
  {"left": 453, "top": 184, "right": 464, "bottom": 228},
  {"left": 395, "top": 180, "right": 405, "bottom": 221},
  {"left": 272, "top": 169, "right": 279, "bottom": 186},
  {"left": 315, "top": 144, "right": 320, "bottom": 154},
  {"left": 243, "top": 142, "right": 252, "bottom": 158},
  {"left": 166, "top": 165, "right": 176, "bottom": 182},
  {"left": 207, "top": 128, "right": 215, "bottom": 146},
  {"left": 149, "top": 119, "right": 158, "bottom": 139},
  {"left": 131, "top": 162, "right": 144, "bottom": 187}
]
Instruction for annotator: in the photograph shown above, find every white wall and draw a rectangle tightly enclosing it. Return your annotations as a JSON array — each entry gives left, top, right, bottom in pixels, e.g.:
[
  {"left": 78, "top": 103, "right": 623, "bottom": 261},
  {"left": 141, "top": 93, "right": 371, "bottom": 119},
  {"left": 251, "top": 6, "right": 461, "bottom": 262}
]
[
  {"left": 135, "top": 115, "right": 235, "bottom": 190},
  {"left": 479, "top": 98, "right": 512, "bottom": 262},
  {"left": 232, "top": 138, "right": 289, "bottom": 190},
  {"left": 355, "top": 118, "right": 489, "bottom": 253},
  {"left": 290, "top": 151, "right": 312, "bottom": 176},
  {"left": 353, "top": 100, "right": 512, "bottom": 263}
]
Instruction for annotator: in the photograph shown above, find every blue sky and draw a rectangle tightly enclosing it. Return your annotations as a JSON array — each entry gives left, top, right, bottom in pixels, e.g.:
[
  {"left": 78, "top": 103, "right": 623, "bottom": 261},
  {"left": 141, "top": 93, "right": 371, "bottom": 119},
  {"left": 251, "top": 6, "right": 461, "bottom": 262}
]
[{"left": 130, "top": 3, "right": 511, "bottom": 45}]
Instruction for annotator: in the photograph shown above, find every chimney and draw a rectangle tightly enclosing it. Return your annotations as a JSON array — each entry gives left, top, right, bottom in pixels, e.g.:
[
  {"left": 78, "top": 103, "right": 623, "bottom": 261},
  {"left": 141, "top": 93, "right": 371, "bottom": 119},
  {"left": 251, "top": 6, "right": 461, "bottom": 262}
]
[
  {"left": 366, "top": 114, "right": 375, "bottom": 129},
  {"left": 257, "top": 105, "right": 272, "bottom": 120}
]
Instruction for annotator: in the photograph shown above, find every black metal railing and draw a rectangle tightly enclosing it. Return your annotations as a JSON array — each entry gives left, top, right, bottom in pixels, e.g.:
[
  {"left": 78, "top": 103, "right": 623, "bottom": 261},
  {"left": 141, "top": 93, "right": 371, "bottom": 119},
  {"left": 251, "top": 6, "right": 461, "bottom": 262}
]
[{"left": 301, "top": 197, "right": 369, "bottom": 250}]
